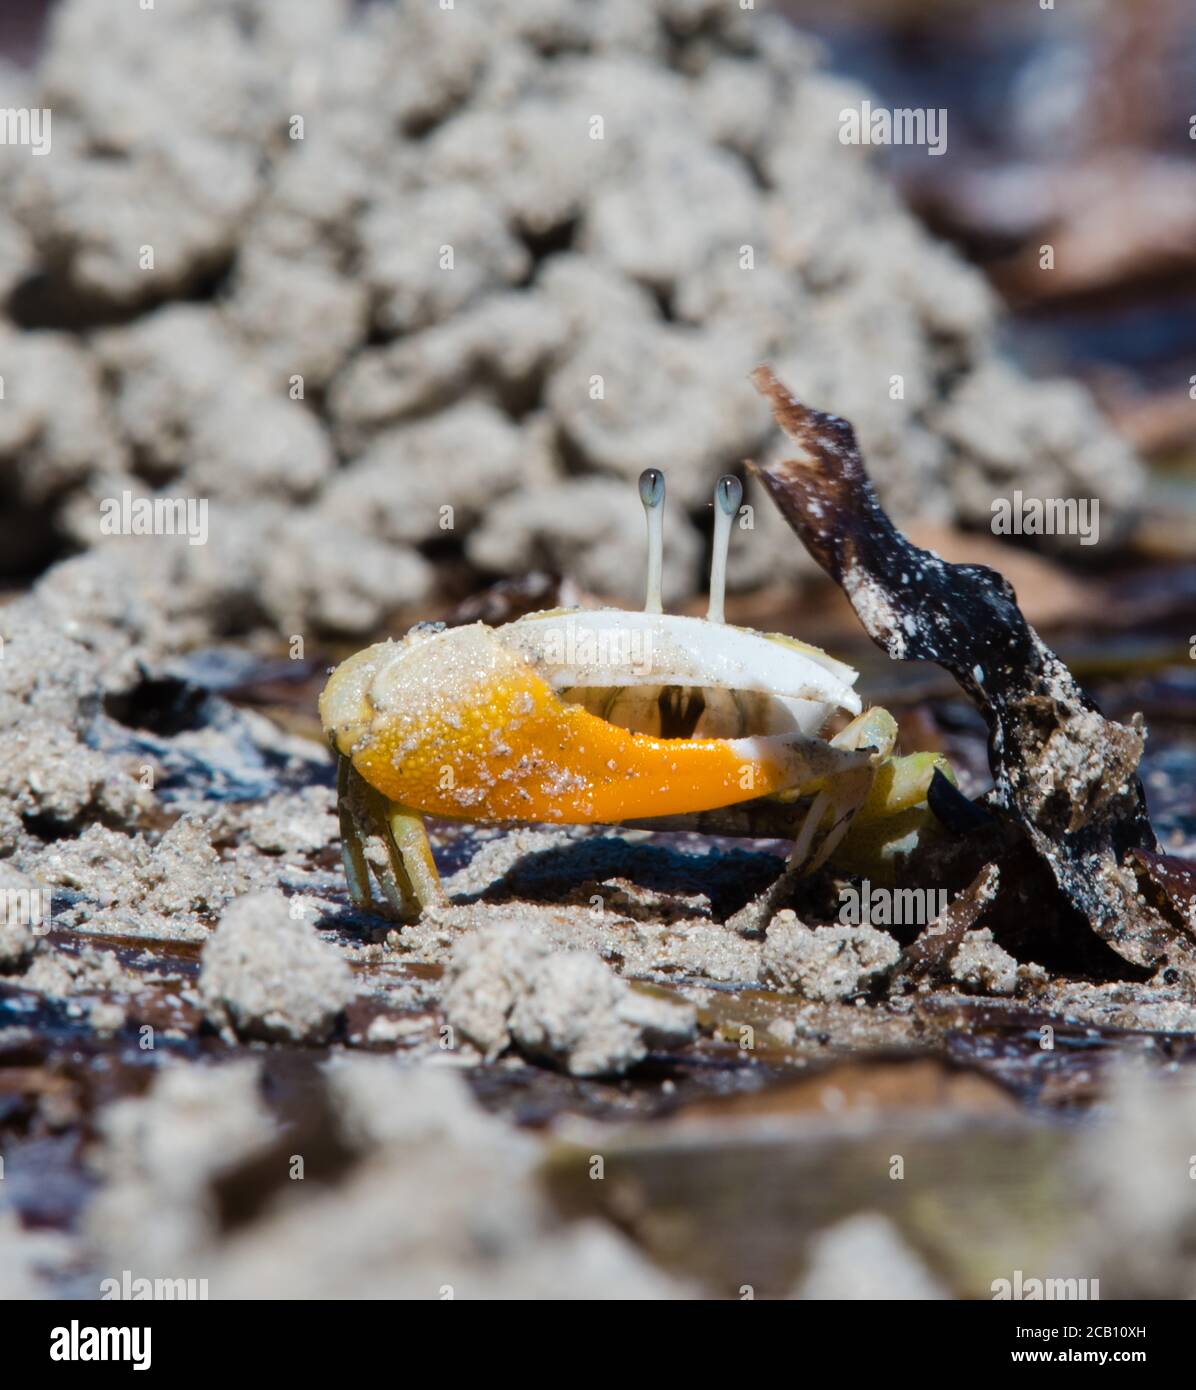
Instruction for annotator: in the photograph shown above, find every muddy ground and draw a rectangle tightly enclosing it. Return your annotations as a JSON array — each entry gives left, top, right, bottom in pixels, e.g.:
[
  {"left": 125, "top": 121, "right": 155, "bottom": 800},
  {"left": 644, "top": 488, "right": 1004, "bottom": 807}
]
[{"left": 3, "top": 548, "right": 1196, "bottom": 1299}]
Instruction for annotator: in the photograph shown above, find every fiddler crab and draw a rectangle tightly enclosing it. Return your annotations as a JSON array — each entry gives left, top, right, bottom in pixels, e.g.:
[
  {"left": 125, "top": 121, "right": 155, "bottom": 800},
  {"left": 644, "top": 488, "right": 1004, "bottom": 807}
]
[{"left": 320, "top": 471, "right": 953, "bottom": 921}]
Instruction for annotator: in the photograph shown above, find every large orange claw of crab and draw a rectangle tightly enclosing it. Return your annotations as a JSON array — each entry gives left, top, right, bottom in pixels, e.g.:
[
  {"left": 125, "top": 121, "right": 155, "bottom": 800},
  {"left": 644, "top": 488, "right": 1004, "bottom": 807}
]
[{"left": 321, "top": 613, "right": 868, "bottom": 827}]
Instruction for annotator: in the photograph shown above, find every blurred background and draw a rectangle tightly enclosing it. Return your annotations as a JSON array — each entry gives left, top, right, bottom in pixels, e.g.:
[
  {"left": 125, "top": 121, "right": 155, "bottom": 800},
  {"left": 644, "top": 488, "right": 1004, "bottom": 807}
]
[
  {"left": 801, "top": 0, "right": 1196, "bottom": 495},
  {"left": 0, "top": 0, "right": 1193, "bottom": 630}
]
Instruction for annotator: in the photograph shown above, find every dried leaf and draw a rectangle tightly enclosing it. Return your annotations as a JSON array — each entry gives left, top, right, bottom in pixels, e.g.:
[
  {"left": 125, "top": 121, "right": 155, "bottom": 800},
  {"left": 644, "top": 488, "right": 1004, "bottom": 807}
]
[{"left": 750, "top": 365, "right": 1193, "bottom": 979}]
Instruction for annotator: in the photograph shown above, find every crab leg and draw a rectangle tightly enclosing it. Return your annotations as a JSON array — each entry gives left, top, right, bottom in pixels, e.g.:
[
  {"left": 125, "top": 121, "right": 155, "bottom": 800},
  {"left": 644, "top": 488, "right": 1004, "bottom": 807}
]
[
  {"left": 789, "top": 789, "right": 832, "bottom": 869},
  {"left": 386, "top": 801, "right": 446, "bottom": 912},
  {"left": 780, "top": 708, "right": 898, "bottom": 872},
  {"left": 336, "top": 756, "right": 445, "bottom": 920},
  {"left": 790, "top": 765, "right": 876, "bottom": 873},
  {"left": 336, "top": 755, "right": 373, "bottom": 909}
]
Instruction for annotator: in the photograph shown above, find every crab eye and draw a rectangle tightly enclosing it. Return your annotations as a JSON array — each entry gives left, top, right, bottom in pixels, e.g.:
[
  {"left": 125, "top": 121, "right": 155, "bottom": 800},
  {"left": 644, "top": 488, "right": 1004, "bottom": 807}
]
[
  {"left": 638, "top": 468, "right": 665, "bottom": 509},
  {"left": 715, "top": 474, "right": 743, "bottom": 517},
  {"left": 638, "top": 468, "right": 666, "bottom": 614}
]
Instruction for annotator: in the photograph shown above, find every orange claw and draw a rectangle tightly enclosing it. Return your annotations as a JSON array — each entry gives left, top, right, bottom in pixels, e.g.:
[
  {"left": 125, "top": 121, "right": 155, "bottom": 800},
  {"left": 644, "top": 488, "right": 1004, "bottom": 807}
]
[{"left": 320, "top": 626, "right": 864, "bottom": 825}]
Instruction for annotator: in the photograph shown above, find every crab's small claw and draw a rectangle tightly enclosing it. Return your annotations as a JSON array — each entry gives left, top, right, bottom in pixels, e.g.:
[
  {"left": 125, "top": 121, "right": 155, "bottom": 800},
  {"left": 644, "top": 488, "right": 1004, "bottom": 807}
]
[
  {"left": 783, "top": 707, "right": 899, "bottom": 874},
  {"left": 831, "top": 750, "right": 956, "bottom": 882}
]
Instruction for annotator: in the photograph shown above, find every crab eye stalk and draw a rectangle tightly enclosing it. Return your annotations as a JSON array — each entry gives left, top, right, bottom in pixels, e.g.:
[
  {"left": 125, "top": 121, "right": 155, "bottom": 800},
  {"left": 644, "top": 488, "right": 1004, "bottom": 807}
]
[
  {"left": 707, "top": 473, "right": 743, "bottom": 624},
  {"left": 639, "top": 467, "right": 666, "bottom": 614}
]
